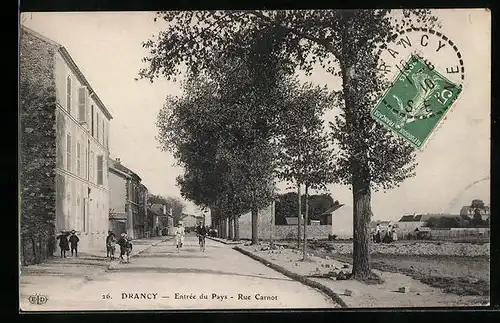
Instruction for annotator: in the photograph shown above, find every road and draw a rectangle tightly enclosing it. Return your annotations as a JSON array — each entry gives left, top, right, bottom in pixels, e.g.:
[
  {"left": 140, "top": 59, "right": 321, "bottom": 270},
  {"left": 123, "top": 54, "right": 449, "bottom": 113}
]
[{"left": 20, "top": 235, "right": 338, "bottom": 310}]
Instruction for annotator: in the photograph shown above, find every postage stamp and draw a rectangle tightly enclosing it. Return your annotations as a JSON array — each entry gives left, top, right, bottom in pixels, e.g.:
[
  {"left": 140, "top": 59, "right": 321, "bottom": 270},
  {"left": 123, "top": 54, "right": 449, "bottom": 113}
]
[{"left": 371, "top": 54, "right": 463, "bottom": 149}]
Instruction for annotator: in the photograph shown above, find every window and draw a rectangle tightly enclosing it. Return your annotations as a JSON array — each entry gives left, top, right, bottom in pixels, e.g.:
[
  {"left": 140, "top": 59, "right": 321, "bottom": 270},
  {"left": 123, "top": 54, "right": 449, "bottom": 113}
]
[
  {"left": 96, "top": 113, "right": 100, "bottom": 141},
  {"left": 78, "top": 87, "right": 87, "bottom": 123},
  {"left": 102, "top": 120, "right": 105, "bottom": 145},
  {"left": 66, "top": 76, "right": 72, "bottom": 114},
  {"left": 91, "top": 105, "right": 95, "bottom": 136},
  {"left": 76, "top": 142, "right": 81, "bottom": 176},
  {"left": 90, "top": 150, "right": 94, "bottom": 182},
  {"left": 84, "top": 147, "right": 88, "bottom": 179},
  {"left": 97, "top": 155, "right": 103, "bottom": 185},
  {"left": 66, "top": 134, "right": 72, "bottom": 172},
  {"left": 83, "top": 198, "right": 86, "bottom": 231}
]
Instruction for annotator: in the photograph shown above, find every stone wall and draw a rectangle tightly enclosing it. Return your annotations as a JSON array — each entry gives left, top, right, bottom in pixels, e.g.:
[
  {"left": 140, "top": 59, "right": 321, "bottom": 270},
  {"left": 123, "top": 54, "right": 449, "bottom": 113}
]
[
  {"left": 273, "top": 225, "right": 331, "bottom": 241},
  {"left": 238, "top": 205, "right": 274, "bottom": 241},
  {"left": 19, "top": 28, "right": 58, "bottom": 265}
]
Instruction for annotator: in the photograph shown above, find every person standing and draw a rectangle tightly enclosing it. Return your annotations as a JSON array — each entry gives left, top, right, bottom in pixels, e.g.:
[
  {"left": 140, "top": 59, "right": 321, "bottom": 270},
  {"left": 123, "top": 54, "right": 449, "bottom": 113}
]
[
  {"left": 106, "top": 231, "right": 116, "bottom": 259},
  {"left": 56, "top": 230, "right": 69, "bottom": 258},
  {"left": 375, "top": 223, "right": 381, "bottom": 243},
  {"left": 69, "top": 230, "right": 80, "bottom": 257},
  {"left": 117, "top": 233, "right": 128, "bottom": 261},
  {"left": 392, "top": 226, "right": 398, "bottom": 242},
  {"left": 175, "top": 222, "right": 185, "bottom": 252}
]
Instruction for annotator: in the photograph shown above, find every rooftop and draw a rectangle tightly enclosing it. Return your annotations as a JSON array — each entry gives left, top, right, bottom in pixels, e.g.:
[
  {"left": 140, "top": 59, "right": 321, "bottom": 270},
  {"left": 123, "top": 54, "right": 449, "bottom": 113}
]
[{"left": 20, "top": 25, "right": 113, "bottom": 120}]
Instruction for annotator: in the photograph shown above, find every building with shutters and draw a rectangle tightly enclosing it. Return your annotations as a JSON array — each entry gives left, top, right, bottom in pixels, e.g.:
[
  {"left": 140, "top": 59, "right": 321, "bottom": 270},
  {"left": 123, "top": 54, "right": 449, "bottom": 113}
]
[
  {"left": 108, "top": 158, "right": 148, "bottom": 239},
  {"left": 20, "top": 26, "right": 113, "bottom": 254}
]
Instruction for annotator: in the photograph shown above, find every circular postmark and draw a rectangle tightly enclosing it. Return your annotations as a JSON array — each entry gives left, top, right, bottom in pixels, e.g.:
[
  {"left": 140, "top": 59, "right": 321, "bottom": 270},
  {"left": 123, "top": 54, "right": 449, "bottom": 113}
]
[{"left": 376, "top": 27, "right": 465, "bottom": 122}]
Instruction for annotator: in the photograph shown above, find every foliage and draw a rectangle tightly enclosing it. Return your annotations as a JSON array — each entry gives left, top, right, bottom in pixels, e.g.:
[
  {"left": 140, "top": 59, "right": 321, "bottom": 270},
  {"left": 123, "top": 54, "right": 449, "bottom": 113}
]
[
  {"left": 20, "top": 29, "right": 58, "bottom": 265},
  {"left": 140, "top": 9, "right": 439, "bottom": 276},
  {"left": 275, "top": 82, "right": 336, "bottom": 190},
  {"left": 156, "top": 53, "right": 282, "bottom": 230},
  {"left": 471, "top": 199, "right": 485, "bottom": 210},
  {"left": 275, "top": 192, "right": 338, "bottom": 224},
  {"left": 147, "top": 194, "right": 186, "bottom": 225}
]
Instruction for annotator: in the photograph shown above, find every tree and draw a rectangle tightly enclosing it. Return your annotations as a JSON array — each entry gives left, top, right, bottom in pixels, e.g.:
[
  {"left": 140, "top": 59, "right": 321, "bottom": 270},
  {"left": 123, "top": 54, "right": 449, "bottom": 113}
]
[
  {"left": 426, "top": 217, "right": 439, "bottom": 228},
  {"left": 471, "top": 199, "right": 485, "bottom": 210},
  {"left": 156, "top": 53, "right": 282, "bottom": 244},
  {"left": 275, "top": 83, "right": 335, "bottom": 259},
  {"left": 437, "top": 216, "right": 460, "bottom": 228},
  {"left": 139, "top": 9, "right": 438, "bottom": 279},
  {"left": 147, "top": 194, "right": 186, "bottom": 225},
  {"left": 275, "top": 192, "right": 338, "bottom": 225}
]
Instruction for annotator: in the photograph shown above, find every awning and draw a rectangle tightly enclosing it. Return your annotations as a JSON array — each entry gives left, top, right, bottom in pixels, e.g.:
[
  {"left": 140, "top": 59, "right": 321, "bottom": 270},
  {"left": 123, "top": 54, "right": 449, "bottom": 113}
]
[{"left": 110, "top": 218, "right": 127, "bottom": 223}]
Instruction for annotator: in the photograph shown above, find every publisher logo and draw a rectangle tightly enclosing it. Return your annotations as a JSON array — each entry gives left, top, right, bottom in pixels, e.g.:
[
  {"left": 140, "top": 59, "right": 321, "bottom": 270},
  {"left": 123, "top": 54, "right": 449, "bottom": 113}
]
[{"left": 28, "top": 294, "right": 48, "bottom": 305}]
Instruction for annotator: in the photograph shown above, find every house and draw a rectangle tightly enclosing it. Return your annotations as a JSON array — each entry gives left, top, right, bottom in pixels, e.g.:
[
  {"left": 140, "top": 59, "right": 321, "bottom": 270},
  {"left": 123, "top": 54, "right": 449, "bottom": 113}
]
[
  {"left": 149, "top": 203, "right": 174, "bottom": 236},
  {"left": 317, "top": 203, "right": 343, "bottom": 225},
  {"left": 330, "top": 204, "right": 354, "bottom": 239},
  {"left": 108, "top": 158, "right": 147, "bottom": 239},
  {"left": 396, "top": 213, "right": 461, "bottom": 231},
  {"left": 20, "top": 25, "right": 113, "bottom": 261}
]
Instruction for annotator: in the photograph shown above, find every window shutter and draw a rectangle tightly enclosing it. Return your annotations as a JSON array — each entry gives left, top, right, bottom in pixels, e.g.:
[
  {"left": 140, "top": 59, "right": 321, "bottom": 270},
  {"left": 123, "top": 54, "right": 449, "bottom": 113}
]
[
  {"left": 78, "top": 87, "right": 87, "bottom": 123},
  {"left": 97, "top": 155, "right": 103, "bottom": 185}
]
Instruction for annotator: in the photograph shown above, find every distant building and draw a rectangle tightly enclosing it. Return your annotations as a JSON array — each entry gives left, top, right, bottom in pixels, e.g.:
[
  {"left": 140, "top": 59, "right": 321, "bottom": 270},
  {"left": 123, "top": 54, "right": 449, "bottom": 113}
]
[
  {"left": 149, "top": 204, "right": 173, "bottom": 236},
  {"left": 396, "top": 213, "right": 462, "bottom": 231},
  {"left": 108, "top": 158, "right": 147, "bottom": 239}
]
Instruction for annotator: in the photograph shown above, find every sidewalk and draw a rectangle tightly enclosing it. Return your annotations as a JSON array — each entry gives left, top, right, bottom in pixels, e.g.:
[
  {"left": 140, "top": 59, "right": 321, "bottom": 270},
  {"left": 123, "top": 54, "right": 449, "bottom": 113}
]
[
  {"left": 20, "top": 236, "right": 172, "bottom": 292},
  {"left": 234, "top": 244, "right": 489, "bottom": 308},
  {"left": 206, "top": 236, "right": 244, "bottom": 245}
]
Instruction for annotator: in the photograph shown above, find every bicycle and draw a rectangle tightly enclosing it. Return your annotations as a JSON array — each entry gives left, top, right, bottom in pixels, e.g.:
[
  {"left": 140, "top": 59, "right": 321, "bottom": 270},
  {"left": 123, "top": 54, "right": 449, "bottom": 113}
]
[{"left": 198, "top": 234, "right": 206, "bottom": 252}]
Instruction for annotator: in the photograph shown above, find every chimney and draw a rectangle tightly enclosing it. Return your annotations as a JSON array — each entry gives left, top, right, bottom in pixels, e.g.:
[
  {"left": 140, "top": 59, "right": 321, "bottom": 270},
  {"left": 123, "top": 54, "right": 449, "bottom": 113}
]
[
  {"left": 115, "top": 158, "right": 121, "bottom": 162},
  {"left": 163, "top": 205, "right": 167, "bottom": 215}
]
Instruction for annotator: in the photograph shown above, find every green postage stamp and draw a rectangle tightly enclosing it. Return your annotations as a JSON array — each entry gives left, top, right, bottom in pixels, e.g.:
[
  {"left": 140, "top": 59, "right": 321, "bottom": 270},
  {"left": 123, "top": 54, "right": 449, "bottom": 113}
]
[{"left": 371, "top": 54, "right": 462, "bottom": 149}]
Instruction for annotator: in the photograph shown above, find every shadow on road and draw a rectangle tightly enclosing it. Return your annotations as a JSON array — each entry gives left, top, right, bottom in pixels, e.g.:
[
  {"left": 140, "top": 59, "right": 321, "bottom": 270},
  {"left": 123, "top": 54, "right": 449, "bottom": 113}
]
[{"left": 107, "top": 266, "right": 292, "bottom": 282}]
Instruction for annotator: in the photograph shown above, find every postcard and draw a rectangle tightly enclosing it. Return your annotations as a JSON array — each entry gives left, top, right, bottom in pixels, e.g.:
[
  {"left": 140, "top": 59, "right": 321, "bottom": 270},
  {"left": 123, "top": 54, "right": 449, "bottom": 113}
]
[{"left": 19, "top": 9, "right": 490, "bottom": 311}]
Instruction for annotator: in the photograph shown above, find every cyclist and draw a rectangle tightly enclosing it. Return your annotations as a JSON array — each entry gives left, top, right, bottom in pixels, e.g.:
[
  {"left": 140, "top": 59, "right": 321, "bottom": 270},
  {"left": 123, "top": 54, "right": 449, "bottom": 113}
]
[
  {"left": 175, "top": 221, "right": 185, "bottom": 252},
  {"left": 195, "top": 223, "right": 208, "bottom": 252}
]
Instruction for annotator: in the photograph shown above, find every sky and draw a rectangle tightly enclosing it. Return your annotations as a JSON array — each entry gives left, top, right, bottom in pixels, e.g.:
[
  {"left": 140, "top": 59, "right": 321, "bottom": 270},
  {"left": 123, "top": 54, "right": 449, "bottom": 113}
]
[{"left": 21, "top": 9, "right": 490, "bottom": 223}]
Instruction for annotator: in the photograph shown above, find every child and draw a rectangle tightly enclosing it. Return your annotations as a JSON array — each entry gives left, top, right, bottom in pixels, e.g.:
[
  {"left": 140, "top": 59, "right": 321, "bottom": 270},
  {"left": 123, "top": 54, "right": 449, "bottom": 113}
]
[
  {"left": 56, "top": 230, "right": 69, "bottom": 258},
  {"left": 106, "top": 231, "right": 116, "bottom": 259},
  {"left": 118, "top": 233, "right": 133, "bottom": 262},
  {"left": 69, "top": 230, "right": 80, "bottom": 257}
]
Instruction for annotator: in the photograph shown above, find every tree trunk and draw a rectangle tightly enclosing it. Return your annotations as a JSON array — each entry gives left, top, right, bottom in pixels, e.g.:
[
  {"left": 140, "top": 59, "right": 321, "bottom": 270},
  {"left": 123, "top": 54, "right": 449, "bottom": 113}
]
[
  {"left": 302, "top": 185, "right": 309, "bottom": 261},
  {"left": 352, "top": 177, "right": 373, "bottom": 279},
  {"left": 337, "top": 18, "right": 373, "bottom": 278},
  {"left": 297, "top": 183, "right": 301, "bottom": 248},
  {"left": 223, "top": 218, "right": 228, "bottom": 239},
  {"left": 251, "top": 207, "right": 259, "bottom": 245},
  {"left": 30, "top": 235, "right": 37, "bottom": 264},
  {"left": 233, "top": 215, "right": 239, "bottom": 241},
  {"left": 228, "top": 215, "right": 234, "bottom": 240}
]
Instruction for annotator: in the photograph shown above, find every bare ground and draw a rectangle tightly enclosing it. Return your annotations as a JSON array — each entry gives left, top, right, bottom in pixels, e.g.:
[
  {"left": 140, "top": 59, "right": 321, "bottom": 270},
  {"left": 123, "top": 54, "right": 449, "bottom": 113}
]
[{"left": 276, "top": 240, "right": 490, "bottom": 297}]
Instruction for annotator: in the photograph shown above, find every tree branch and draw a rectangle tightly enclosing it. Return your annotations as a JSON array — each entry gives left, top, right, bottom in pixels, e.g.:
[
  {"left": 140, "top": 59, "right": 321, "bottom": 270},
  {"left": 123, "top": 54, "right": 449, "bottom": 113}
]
[{"left": 247, "top": 10, "right": 340, "bottom": 59}]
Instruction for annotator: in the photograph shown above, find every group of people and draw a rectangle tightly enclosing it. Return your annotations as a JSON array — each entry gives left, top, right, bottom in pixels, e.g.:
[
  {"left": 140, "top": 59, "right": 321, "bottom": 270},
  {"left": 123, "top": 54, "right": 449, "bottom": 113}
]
[
  {"left": 174, "top": 221, "right": 208, "bottom": 252},
  {"left": 53, "top": 221, "right": 207, "bottom": 260},
  {"left": 373, "top": 223, "right": 398, "bottom": 243},
  {"left": 106, "top": 231, "right": 133, "bottom": 262},
  {"left": 55, "top": 230, "right": 80, "bottom": 258}
]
